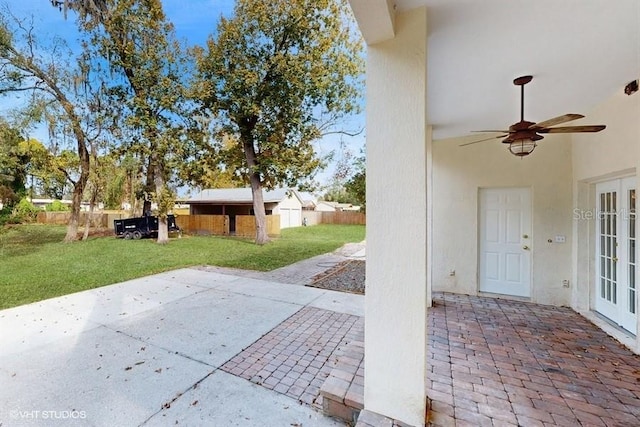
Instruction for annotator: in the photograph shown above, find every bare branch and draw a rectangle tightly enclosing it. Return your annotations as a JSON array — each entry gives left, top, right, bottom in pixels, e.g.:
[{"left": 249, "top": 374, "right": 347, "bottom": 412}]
[{"left": 320, "top": 128, "right": 364, "bottom": 138}]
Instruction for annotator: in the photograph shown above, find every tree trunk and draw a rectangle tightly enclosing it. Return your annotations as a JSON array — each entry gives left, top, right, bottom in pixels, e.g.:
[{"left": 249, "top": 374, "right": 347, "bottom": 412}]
[
  {"left": 242, "top": 135, "right": 269, "bottom": 245},
  {"left": 249, "top": 172, "right": 268, "bottom": 244},
  {"left": 142, "top": 154, "right": 154, "bottom": 216},
  {"left": 82, "top": 188, "right": 97, "bottom": 241},
  {"left": 153, "top": 152, "right": 169, "bottom": 245},
  {"left": 64, "top": 182, "right": 83, "bottom": 242},
  {"left": 128, "top": 173, "right": 136, "bottom": 216},
  {"left": 64, "top": 135, "right": 90, "bottom": 243}
]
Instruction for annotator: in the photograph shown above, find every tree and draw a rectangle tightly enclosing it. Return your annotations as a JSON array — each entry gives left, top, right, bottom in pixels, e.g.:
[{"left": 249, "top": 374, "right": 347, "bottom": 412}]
[
  {"left": 323, "top": 140, "right": 355, "bottom": 203},
  {"left": 60, "top": 0, "right": 192, "bottom": 244},
  {"left": 0, "top": 119, "right": 27, "bottom": 209},
  {"left": 0, "top": 10, "right": 95, "bottom": 242},
  {"left": 194, "top": 0, "right": 364, "bottom": 244},
  {"left": 344, "top": 147, "right": 365, "bottom": 211}
]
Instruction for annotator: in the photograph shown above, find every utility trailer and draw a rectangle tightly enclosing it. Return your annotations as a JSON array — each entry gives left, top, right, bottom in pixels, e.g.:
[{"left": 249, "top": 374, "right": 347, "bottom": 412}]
[{"left": 114, "top": 214, "right": 180, "bottom": 239}]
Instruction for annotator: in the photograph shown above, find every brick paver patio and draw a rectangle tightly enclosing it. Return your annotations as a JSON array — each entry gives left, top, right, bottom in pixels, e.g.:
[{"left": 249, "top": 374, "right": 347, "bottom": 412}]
[
  {"left": 221, "top": 291, "right": 640, "bottom": 426},
  {"left": 221, "top": 306, "right": 361, "bottom": 409},
  {"left": 428, "top": 293, "right": 640, "bottom": 426}
]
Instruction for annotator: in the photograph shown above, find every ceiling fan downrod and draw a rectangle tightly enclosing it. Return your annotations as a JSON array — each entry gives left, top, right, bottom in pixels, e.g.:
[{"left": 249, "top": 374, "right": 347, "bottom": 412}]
[{"left": 513, "top": 75, "right": 533, "bottom": 123}]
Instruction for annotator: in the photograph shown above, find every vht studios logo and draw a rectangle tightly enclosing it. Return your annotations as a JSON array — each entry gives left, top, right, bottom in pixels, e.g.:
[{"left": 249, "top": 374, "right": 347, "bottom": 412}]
[{"left": 10, "top": 410, "right": 87, "bottom": 420}]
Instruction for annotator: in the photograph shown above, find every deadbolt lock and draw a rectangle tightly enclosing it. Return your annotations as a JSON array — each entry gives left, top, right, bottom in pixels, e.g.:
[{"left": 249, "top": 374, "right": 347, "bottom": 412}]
[{"left": 523, "top": 234, "right": 529, "bottom": 239}]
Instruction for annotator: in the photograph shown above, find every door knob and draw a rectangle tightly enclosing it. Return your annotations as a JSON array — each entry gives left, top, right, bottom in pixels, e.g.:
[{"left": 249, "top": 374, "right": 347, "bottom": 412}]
[{"left": 523, "top": 245, "right": 530, "bottom": 250}]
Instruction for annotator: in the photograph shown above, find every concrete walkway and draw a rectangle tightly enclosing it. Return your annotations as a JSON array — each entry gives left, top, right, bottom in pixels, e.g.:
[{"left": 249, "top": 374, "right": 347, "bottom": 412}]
[
  {"left": 197, "top": 241, "right": 365, "bottom": 286},
  {"left": 0, "top": 245, "right": 365, "bottom": 427}
]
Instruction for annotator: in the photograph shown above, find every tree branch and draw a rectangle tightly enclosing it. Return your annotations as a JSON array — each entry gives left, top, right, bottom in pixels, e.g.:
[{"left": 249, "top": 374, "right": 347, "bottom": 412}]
[{"left": 320, "top": 128, "right": 364, "bottom": 138}]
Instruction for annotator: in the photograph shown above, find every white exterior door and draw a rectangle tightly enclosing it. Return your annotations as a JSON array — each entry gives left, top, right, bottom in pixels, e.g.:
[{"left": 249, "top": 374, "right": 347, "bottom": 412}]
[
  {"left": 595, "top": 178, "right": 637, "bottom": 334},
  {"left": 479, "top": 187, "right": 532, "bottom": 297}
]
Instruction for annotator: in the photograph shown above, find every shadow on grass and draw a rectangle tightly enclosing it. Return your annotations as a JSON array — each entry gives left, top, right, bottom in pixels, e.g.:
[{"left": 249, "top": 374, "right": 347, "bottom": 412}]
[{"left": 0, "top": 225, "right": 66, "bottom": 257}]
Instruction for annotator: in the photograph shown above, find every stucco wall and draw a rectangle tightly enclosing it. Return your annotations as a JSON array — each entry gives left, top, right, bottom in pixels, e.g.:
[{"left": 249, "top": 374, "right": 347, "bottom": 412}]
[
  {"left": 432, "top": 133, "right": 574, "bottom": 306},
  {"left": 572, "top": 89, "right": 640, "bottom": 182}
]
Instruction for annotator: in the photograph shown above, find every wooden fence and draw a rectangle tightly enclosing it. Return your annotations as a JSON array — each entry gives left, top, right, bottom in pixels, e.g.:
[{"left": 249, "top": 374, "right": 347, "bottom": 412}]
[
  {"left": 235, "top": 215, "right": 281, "bottom": 238},
  {"left": 36, "top": 211, "right": 127, "bottom": 228},
  {"left": 176, "top": 214, "right": 228, "bottom": 235},
  {"left": 36, "top": 210, "right": 363, "bottom": 234},
  {"left": 303, "top": 211, "right": 366, "bottom": 225},
  {"left": 176, "top": 214, "right": 280, "bottom": 237}
]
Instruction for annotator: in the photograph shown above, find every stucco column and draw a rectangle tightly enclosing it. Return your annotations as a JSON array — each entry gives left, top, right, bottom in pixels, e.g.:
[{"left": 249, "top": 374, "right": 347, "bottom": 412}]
[{"left": 364, "top": 8, "right": 428, "bottom": 426}]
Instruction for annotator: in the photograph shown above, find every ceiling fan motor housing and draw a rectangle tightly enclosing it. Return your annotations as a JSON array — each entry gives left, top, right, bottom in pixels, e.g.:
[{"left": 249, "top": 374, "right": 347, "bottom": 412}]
[{"left": 502, "top": 120, "right": 544, "bottom": 144}]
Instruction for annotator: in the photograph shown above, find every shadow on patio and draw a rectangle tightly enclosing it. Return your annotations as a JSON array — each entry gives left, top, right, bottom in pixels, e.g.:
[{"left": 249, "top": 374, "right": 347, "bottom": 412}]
[{"left": 325, "top": 292, "right": 640, "bottom": 426}]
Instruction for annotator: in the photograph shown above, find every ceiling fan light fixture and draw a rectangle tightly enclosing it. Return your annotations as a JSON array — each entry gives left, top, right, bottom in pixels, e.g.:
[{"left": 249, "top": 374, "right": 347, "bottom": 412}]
[{"left": 509, "top": 138, "right": 536, "bottom": 157}]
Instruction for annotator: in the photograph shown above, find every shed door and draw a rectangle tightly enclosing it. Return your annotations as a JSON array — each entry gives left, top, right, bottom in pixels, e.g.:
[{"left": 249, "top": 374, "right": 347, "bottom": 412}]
[
  {"left": 279, "top": 208, "right": 301, "bottom": 228},
  {"left": 479, "top": 187, "right": 532, "bottom": 297}
]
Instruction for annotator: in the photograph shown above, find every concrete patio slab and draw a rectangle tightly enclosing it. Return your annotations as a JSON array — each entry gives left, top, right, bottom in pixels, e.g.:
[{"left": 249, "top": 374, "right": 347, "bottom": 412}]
[
  {"left": 110, "top": 288, "right": 303, "bottom": 367},
  {"left": 308, "top": 291, "right": 365, "bottom": 317},
  {"left": 211, "top": 276, "right": 328, "bottom": 305},
  {"left": 0, "top": 263, "right": 364, "bottom": 427},
  {"left": 144, "top": 370, "right": 342, "bottom": 427},
  {"left": 153, "top": 268, "right": 241, "bottom": 288},
  {"left": 0, "top": 298, "right": 102, "bottom": 356},
  {"left": 0, "top": 277, "right": 207, "bottom": 355},
  {"left": 0, "top": 325, "right": 213, "bottom": 427}
]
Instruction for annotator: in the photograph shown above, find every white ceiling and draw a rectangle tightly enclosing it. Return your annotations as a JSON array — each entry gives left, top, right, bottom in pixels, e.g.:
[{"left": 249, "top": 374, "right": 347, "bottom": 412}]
[{"left": 375, "top": 0, "right": 640, "bottom": 140}]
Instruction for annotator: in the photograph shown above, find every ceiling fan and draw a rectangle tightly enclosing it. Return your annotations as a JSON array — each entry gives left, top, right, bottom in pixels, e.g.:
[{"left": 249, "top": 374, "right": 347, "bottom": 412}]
[{"left": 461, "top": 75, "right": 606, "bottom": 156}]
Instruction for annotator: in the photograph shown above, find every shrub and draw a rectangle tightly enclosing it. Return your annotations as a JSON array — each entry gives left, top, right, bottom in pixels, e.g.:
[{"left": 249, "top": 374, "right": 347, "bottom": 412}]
[
  {"left": 0, "top": 205, "right": 11, "bottom": 226},
  {"left": 11, "top": 198, "right": 40, "bottom": 223},
  {"left": 46, "top": 200, "right": 69, "bottom": 212}
]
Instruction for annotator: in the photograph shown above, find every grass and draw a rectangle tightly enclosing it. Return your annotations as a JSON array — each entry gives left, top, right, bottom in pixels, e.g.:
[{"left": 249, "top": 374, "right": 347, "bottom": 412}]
[{"left": 0, "top": 223, "right": 365, "bottom": 310}]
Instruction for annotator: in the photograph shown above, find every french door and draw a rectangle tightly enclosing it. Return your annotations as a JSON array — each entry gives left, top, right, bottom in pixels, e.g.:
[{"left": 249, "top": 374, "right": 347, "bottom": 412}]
[{"left": 595, "top": 177, "right": 637, "bottom": 334}]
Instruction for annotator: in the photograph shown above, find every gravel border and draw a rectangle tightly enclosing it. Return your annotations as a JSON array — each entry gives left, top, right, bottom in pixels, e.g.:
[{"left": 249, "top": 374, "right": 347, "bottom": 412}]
[{"left": 307, "top": 260, "right": 365, "bottom": 294}]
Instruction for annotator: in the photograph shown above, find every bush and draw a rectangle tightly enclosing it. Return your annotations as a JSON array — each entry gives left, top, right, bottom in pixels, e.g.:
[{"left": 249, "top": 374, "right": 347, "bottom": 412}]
[
  {"left": 0, "top": 205, "right": 12, "bottom": 226},
  {"left": 10, "top": 198, "right": 40, "bottom": 223},
  {"left": 46, "top": 200, "right": 69, "bottom": 212}
]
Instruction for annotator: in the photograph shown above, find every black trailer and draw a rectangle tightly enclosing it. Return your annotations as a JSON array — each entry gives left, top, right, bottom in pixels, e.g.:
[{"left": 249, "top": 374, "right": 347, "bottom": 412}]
[{"left": 114, "top": 214, "right": 180, "bottom": 239}]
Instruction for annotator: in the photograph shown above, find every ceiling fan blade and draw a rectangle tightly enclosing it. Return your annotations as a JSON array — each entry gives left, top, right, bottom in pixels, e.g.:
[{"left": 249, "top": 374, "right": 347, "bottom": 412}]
[
  {"left": 471, "top": 130, "right": 510, "bottom": 133},
  {"left": 460, "top": 134, "right": 508, "bottom": 147},
  {"left": 537, "top": 125, "right": 606, "bottom": 134},
  {"left": 530, "top": 114, "right": 584, "bottom": 129}
]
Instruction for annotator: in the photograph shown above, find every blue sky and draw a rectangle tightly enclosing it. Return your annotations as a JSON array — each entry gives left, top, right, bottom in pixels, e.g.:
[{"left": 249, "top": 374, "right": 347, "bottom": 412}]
[{"left": 2, "top": 0, "right": 364, "bottom": 190}]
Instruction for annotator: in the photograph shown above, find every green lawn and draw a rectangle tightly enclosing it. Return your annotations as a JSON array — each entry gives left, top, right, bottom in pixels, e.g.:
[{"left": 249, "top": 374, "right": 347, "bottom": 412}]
[{"left": 0, "top": 224, "right": 365, "bottom": 310}]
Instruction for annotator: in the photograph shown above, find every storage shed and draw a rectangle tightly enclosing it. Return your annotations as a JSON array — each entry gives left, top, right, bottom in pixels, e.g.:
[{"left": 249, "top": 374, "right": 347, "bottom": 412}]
[{"left": 187, "top": 188, "right": 304, "bottom": 231}]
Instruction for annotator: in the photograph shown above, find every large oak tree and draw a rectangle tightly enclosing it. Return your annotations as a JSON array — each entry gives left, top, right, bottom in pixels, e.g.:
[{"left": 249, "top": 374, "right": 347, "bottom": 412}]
[
  {"left": 194, "top": 0, "right": 364, "bottom": 244},
  {"left": 54, "top": 0, "right": 191, "bottom": 244}
]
